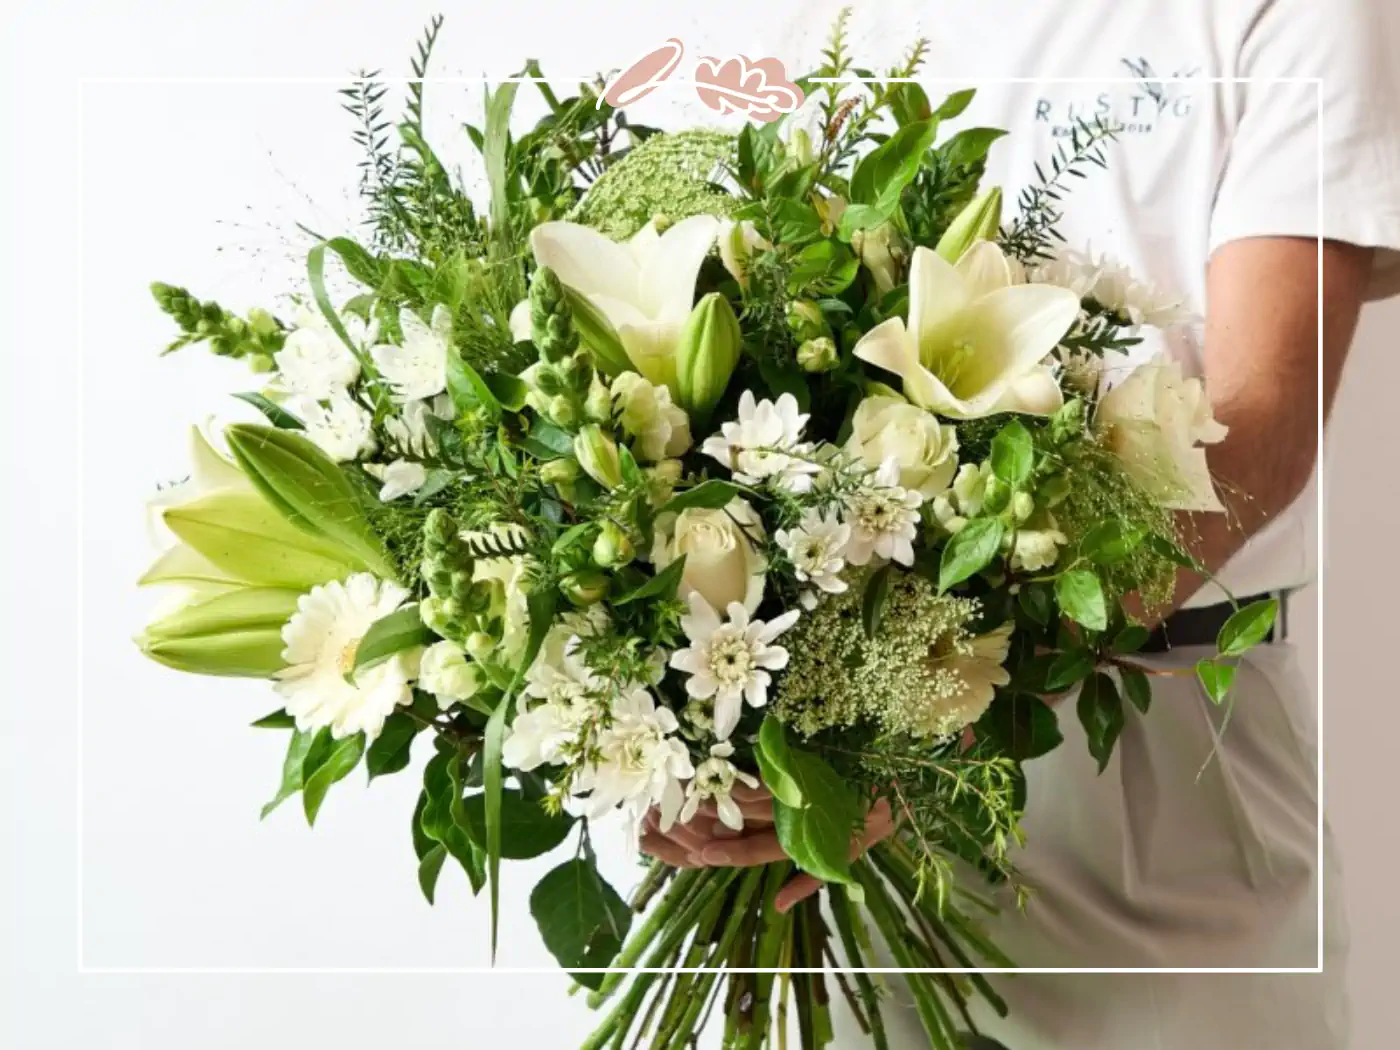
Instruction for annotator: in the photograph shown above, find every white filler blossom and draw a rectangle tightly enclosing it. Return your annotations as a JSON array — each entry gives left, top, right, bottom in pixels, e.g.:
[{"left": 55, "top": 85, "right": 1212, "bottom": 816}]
[
  {"left": 372, "top": 305, "right": 453, "bottom": 403},
  {"left": 678, "top": 741, "right": 760, "bottom": 830},
  {"left": 300, "top": 391, "right": 374, "bottom": 463},
  {"left": 364, "top": 459, "right": 428, "bottom": 502},
  {"left": 273, "top": 306, "right": 370, "bottom": 400},
  {"left": 578, "top": 686, "right": 693, "bottom": 829},
  {"left": 274, "top": 574, "right": 418, "bottom": 741},
  {"left": 701, "top": 390, "right": 822, "bottom": 492},
  {"left": 669, "top": 593, "right": 800, "bottom": 740},
  {"left": 842, "top": 458, "right": 924, "bottom": 566},
  {"left": 417, "top": 640, "right": 481, "bottom": 709},
  {"left": 775, "top": 510, "right": 851, "bottom": 608}
]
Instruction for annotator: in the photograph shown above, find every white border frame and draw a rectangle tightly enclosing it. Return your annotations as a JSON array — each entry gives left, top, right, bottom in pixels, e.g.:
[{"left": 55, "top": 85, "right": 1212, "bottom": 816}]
[{"left": 77, "top": 74, "right": 1326, "bottom": 977}]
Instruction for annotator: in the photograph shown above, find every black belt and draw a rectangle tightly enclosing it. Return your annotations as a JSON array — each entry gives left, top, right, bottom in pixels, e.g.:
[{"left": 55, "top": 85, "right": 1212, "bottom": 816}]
[{"left": 1139, "top": 592, "right": 1284, "bottom": 653}]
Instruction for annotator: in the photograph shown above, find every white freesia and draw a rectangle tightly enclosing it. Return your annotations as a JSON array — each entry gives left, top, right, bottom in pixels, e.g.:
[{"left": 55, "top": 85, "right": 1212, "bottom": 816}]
[
  {"left": 669, "top": 593, "right": 800, "bottom": 741},
  {"left": 678, "top": 741, "right": 760, "bottom": 830},
  {"left": 919, "top": 623, "right": 1014, "bottom": 739},
  {"left": 364, "top": 459, "right": 427, "bottom": 502},
  {"left": 274, "top": 574, "right": 418, "bottom": 741},
  {"left": 519, "top": 216, "right": 719, "bottom": 389},
  {"left": 852, "top": 242, "right": 1079, "bottom": 419},
  {"left": 372, "top": 305, "right": 453, "bottom": 403},
  {"left": 651, "top": 497, "right": 767, "bottom": 614},
  {"left": 273, "top": 306, "right": 371, "bottom": 399},
  {"left": 931, "top": 462, "right": 994, "bottom": 533},
  {"left": 843, "top": 458, "right": 924, "bottom": 567},
  {"left": 579, "top": 686, "right": 693, "bottom": 828},
  {"left": 418, "top": 640, "right": 481, "bottom": 709},
  {"left": 775, "top": 510, "right": 851, "bottom": 608},
  {"left": 611, "top": 372, "right": 692, "bottom": 461},
  {"left": 700, "top": 390, "right": 822, "bottom": 492},
  {"left": 1094, "top": 356, "right": 1229, "bottom": 512},
  {"left": 845, "top": 395, "right": 959, "bottom": 498},
  {"left": 300, "top": 391, "right": 374, "bottom": 463}
]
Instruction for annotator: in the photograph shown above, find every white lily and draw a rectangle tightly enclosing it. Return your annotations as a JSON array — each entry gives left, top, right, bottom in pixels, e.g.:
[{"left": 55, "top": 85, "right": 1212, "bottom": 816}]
[
  {"left": 516, "top": 216, "right": 720, "bottom": 391},
  {"left": 852, "top": 242, "right": 1080, "bottom": 419}
]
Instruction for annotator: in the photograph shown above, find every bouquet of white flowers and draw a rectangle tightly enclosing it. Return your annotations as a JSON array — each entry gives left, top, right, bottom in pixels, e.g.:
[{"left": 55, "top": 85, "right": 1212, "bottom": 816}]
[{"left": 137, "top": 13, "right": 1276, "bottom": 1049}]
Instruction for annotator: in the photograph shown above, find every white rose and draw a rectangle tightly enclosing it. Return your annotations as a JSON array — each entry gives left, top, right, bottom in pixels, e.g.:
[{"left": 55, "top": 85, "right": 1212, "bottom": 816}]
[
  {"left": 611, "top": 372, "right": 692, "bottom": 462},
  {"left": 651, "top": 497, "right": 766, "bottom": 614},
  {"left": 1094, "top": 356, "right": 1228, "bottom": 512},
  {"left": 418, "top": 640, "right": 482, "bottom": 708},
  {"left": 845, "top": 395, "right": 959, "bottom": 498}
]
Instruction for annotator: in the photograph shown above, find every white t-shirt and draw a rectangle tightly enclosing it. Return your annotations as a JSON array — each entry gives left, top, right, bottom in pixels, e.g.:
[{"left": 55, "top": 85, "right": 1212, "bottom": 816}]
[{"left": 718, "top": 0, "right": 1400, "bottom": 608}]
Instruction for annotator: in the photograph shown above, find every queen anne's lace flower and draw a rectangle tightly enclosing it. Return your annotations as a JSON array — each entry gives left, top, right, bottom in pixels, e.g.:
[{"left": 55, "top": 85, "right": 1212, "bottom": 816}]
[
  {"left": 274, "top": 573, "right": 418, "bottom": 741},
  {"left": 842, "top": 459, "right": 924, "bottom": 567},
  {"left": 678, "top": 741, "right": 759, "bottom": 830},
  {"left": 372, "top": 306, "right": 452, "bottom": 403},
  {"left": 669, "top": 593, "right": 800, "bottom": 740},
  {"left": 774, "top": 510, "right": 851, "bottom": 609},
  {"left": 300, "top": 391, "right": 374, "bottom": 463},
  {"left": 700, "top": 391, "right": 822, "bottom": 492}
]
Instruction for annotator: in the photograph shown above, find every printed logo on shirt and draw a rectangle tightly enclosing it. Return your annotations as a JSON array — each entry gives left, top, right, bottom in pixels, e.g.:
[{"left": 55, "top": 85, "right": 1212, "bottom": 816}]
[{"left": 1034, "top": 58, "right": 1199, "bottom": 137}]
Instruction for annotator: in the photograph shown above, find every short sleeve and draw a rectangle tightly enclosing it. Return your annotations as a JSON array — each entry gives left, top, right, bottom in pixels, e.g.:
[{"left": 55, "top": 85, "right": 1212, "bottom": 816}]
[{"left": 1209, "top": 0, "right": 1400, "bottom": 299}]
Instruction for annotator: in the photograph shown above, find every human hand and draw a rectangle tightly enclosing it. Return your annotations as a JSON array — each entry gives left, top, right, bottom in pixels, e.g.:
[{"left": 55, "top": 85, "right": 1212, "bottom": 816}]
[{"left": 639, "top": 785, "right": 895, "bottom": 913}]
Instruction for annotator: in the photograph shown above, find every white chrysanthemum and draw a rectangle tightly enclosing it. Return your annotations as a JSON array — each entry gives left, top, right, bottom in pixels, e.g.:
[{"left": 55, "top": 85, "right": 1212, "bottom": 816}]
[
  {"left": 273, "top": 307, "right": 372, "bottom": 400},
  {"left": 679, "top": 741, "right": 760, "bottom": 830},
  {"left": 384, "top": 394, "right": 452, "bottom": 456},
  {"left": 1033, "top": 249, "right": 1193, "bottom": 329},
  {"left": 842, "top": 459, "right": 924, "bottom": 567},
  {"left": 611, "top": 372, "right": 692, "bottom": 462},
  {"left": 502, "top": 692, "right": 594, "bottom": 773},
  {"left": 775, "top": 510, "right": 851, "bottom": 607},
  {"left": 364, "top": 459, "right": 427, "bottom": 502},
  {"left": 274, "top": 574, "right": 418, "bottom": 741},
  {"left": 418, "top": 640, "right": 481, "bottom": 709},
  {"left": 700, "top": 391, "right": 822, "bottom": 492},
  {"left": 372, "top": 305, "right": 452, "bottom": 403},
  {"left": 669, "top": 593, "right": 800, "bottom": 741},
  {"left": 502, "top": 629, "right": 608, "bottom": 772},
  {"left": 577, "top": 685, "right": 693, "bottom": 828},
  {"left": 300, "top": 390, "right": 375, "bottom": 462},
  {"left": 918, "top": 623, "right": 1014, "bottom": 739}
]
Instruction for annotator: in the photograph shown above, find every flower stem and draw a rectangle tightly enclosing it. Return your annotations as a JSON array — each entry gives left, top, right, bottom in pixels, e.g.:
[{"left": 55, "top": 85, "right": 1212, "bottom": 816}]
[
  {"left": 588, "top": 867, "right": 702, "bottom": 1008},
  {"left": 741, "top": 862, "right": 794, "bottom": 1050}
]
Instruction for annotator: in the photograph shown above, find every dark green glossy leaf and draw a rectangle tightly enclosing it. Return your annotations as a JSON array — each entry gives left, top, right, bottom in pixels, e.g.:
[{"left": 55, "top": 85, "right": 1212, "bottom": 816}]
[
  {"left": 1112, "top": 624, "right": 1151, "bottom": 653},
  {"left": 1081, "top": 521, "right": 1147, "bottom": 565},
  {"left": 861, "top": 563, "right": 894, "bottom": 638},
  {"left": 1196, "top": 658, "right": 1236, "bottom": 704},
  {"left": 484, "top": 372, "right": 529, "bottom": 412},
  {"left": 530, "top": 859, "right": 632, "bottom": 988},
  {"left": 462, "top": 788, "right": 574, "bottom": 859},
  {"left": 1045, "top": 648, "right": 1095, "bottom": 691},
  {"left": 661, "top": 480, "right": 742, "bottom": 514},
  {"left": 251, "top": 709, "right": 295, "bottom": 730},
  {"left": 1217, "top": 599, "right": 1278, "bottom": 657},
  {"left": 1055, "top": 569, "right": 1108, "bottom": 631},
  {"left": 1120, "top": 666, "right": 1152, "bottom": 714},
  {"left": 613, "top": 556, "right": 686, "bottom": 606},
  {"left": 365, "top": 710, "right": 420, "bottom": 782},
  {"left": 976, "top": 692, "right": 1063, "bottom": 762},
  {"left": 1076, "top": 672, "right": 1123, "bottom": 773},
  {"left": 771, "top": 748, "right": 862, "bottom": 886},
  {"left": 302, "top": 731, "right": 365, "bottom": 825},
  {"left": 260, "top": 728, "right": 316, "bottom": 818},
  {"left": 233, "top": 392, "right": 303, "bottom": 430},
  {"left": 938, "top": 518, "right": 1005, "bottom": 592}
]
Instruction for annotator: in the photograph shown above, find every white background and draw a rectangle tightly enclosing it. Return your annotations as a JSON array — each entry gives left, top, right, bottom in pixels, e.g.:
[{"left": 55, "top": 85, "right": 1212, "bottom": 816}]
[{"left": 5, "top": 1, "right": 1400, "bottom": 1047}]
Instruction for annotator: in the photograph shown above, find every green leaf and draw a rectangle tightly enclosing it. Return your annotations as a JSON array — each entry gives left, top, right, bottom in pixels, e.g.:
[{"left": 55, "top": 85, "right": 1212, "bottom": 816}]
[
  {"left": 661, "top": 480, "right": 742, "bottom": 514},
  {"left": 530, "top": 859, "right": 632, "bottom": 988},
  {"left": 613, "top": 556, "right": 686, "bottom": 607},
  {"left": 1076, "top": 672, "right": 1124, "bottom": 773},
  {"left": 787, "top": 241, "right": 859, "bottom": 296},
  {"left": 836, "top": 202, "right": 893, "bottom": 239},
  {"left": 932, "top": 88, "right": 977, "bottom": 120},
  {"left": 302, "top": 732, "right": 365, "bottom": 825},
  {"left": 260, "top": 729, "right": 316, "bottom": 818},
  {"left": 1045, "top": 648, "right": 1095, "bottom": 691},
  {"left": 1120, "top": 666, "right": 1152, "bottom": 714},
  {"left": 462, "top": 788, "right": 573, "bottom": 859},
  {"left": 1081, "top": 521, "right": 1147, "bottom": 565},
  {"left": 353, "top": 604, "right": 437, "bottom": 673},
  {"left": 1112, "top": 623, "right": 1151, "bottom": 653},
  {"left": 771, "top": 748, "right": 862, "bottom": 886},
  {"left": 1195, "top": 659, "right": 1236, "bottom": 704},
  {"left": 889, "top": 82, "right": 932, "bottom": 126},
  {"left": 446, "top": 346, "right": 502, "bottom": 417},
  {"left": 849, "top": 119, "right": 941, "bottom": 212},
  {"left": 365, "top": 711, "right": 420, "bottom": 782},
  {"left": 484, "top": 372, "right": 529, "bottom": 412},
  {"left": 1055, "top": 570, "right": 1108, "bottom": 632},
  {"left": 990, "top": 420, "right": 1033, "bottom": 490},
  {"left": 1217, "top": 599, "right": 1278, "bottom": 657},
  {"left": 233, "top": 392, "right": 303, "bottom": 430},
  {"left": 324, "top": 237, "right": 385, "bottom": 289},
  {"left": 483, "top": 81, "right": 519, "bottom": 242},
  {"left": 756, "top": 357, "right": 811, "bottom": 412},
  {"left": 938, "top": 127, "right": 1008, "bottom": 169},
  {"left": 861, "top": 563, "right": 894, "bottom": 638},
  {"left": 1017, "top": 583, "right": 1052, "bottom": 627},
  {"left": 755, "top": 716, "right": 803, "bottom": 808},
  {"left": 418, "top": 752, "right": 485, "bottom": 895},
  {"left": 251, "top": 709, "right": 295, "bottom": 729},
  {"left": 975, "top": 692, "right": 1063, "bottom": 762},
  {"left": 524, "top": 420, "right": 576, "bottom": 458},
  {"left": 938, "top": 518, "right": 1005, "bottom": 592},
  {"left": 417, "top": 844, "right": 448, "bottom": 905},
  {"left": 1144, "top": 533, "right": 1203, "bottom": 572}
]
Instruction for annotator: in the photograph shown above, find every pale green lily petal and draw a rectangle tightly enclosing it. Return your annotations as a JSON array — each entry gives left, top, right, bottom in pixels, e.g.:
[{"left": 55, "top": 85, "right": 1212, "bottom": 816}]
[
  {"left": 908, "top": 246, "right": 971, "bottom": 358},
  {"left": 961, "top": 283, "right": 1081, "bottom": 378},
  {"left": 637, "top": 215, "right": 719, "bottom": 322},
  {"left": 139, "top": 543, "right": 246, "bottom": 589},
  {"left": 955, "top": 241, "right": 1014, "bottom": 298},
  {"left": 189, "top": 425, "right": 247, "bottom": 492},
  {"left": 852, "top": 316, "right": 956, "bottom": 412},
  {"left": 990, "top": 366, "right": 1065, "bottom": 416},
  {"left": 619, "top": 321, "right": 683, "bottom": 392},
  {"left": 508, "top": 299, "right": 532, "bottom": 342},
  {"left": 529, "top": 221, "right": 640, "bottom": 306}
]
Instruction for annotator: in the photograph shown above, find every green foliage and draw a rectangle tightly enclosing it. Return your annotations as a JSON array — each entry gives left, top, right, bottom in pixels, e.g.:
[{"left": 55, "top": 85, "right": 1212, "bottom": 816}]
[
  {"left": 530, "top": 859, "right": 632, "bottom": 986},
  {"left": 461, "top": 788, "right": 573, "bottom": 859},
  {"left": 1055, "top": 569, "right": 1108, "bottom": 632},
  {"left": 353, "top": 605, "right": 437, "bottom": 673},
  {"left": 771, "top": 747, "right": 863, "bottom": 886},
  {"left": 261, "top": 727, "right": 365, "bottom": 824},
  {"left": 1000, "top": 115, "right": 1121, "bottom": 262},
  {"left": 1077, "top": 671, "right": 1124, "bottom": 772},
  {"left": 939, "top": 518, "right": 1005, "bottom": 592},
  {"left": 755, "top": 716, "right": 803, "bottom": 808}
]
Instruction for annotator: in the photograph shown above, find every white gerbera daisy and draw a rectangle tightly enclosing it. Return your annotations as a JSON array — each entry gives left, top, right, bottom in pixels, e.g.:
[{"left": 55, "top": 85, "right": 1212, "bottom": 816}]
[
  {"left": 842, "top": 458, "right": 924, "bottom": 567},
  {"left": 775, "top": 510, "right": 851, "bottom": 609},
  {"left": 919, "top": 623, "right": 1014, "bottom": 739},
  {"left": 274, "top": 574, "right": 418, "bottom": 741},
  {"left": 300, "top": 390, "right": 375, "bottom": 463},
  {"left": 700, "top": 391, "right": 822, "bottom": 492},
  {"left": 669, "top": 593, "right": 800, "bottom": 741},
  {"left": 372, "top": 305, "right": 453, "bottom": 403},
  {"left": 577, "top": 685, "right": 693, "bottom": 828},
  {"left": 678, "top": 741, "right": 760, "bottom": 831},
  {"left": 273, "top": 306, "right": 372, "bottom": 400}
]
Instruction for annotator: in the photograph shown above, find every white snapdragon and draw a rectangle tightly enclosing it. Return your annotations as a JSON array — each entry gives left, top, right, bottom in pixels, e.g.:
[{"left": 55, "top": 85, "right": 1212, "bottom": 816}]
[
  {"left": 418, "top": 640, "right": 481, "bottom": 709},
  {"left": 842, "top": 459, "right": 924, "bottom": 567},
  {"left": 700, "top": 391, "right": 822, "bottom": 492},
  {"left": 669, "top": 593, "right": 800, "bottom": 741},
  {"left": 611, "top": 372, "right": 692, "bottom": 462},
  {"left": 364, "top": 459, "right": 428, "bottom": 502}
]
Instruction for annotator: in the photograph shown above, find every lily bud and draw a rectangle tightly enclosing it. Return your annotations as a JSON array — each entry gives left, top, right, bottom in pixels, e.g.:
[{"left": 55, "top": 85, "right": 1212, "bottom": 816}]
[
  {"left": 573, "top": 425, "right": 624, "bottom": 489},
  {"left": 853, "top": 222, "right": 904, "bottom": 296},
  {"left": 137, "top": 586, "right": 300, "bottom": 677},
  {"left": 592, "top": 521, "right": 634, "bottom": 568},
  {"left": 935, "top": 187, "right": 1003, "bottom": 264},
  {"left": 786, "top": 299, "right": 832, "bottom": 344},
  {"left": 562, "top": 569, "right": 610, "bottom": 606},
  {"left": 797, "top": 337, "right": 839, "bottom": 374},
  {"left": 674, "top": 292, "right": 741, "bottom": 428}
]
